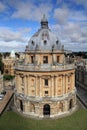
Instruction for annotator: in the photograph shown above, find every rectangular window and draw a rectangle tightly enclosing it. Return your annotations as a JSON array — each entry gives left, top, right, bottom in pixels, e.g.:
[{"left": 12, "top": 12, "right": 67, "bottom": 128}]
[
  {"left": 44, "top": 79, "right": 48, "bottom": 86},
  {"left": 45, "top": 91, "right": 48, "bottom": 94},
  {"left": 31, "top": 56, "right": 34, "bottom": 63},
  {"left": 57, "top": 56, "right": 59, "bottom": 63},
  {"left": 43, "top": 56, "right": 48, "bottom": 63}
]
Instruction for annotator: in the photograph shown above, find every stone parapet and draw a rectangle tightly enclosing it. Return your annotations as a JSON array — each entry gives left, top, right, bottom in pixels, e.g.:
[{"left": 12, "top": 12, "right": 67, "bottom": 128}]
[{"left": 15, "top": 63, "right": 75, "bottom": 72}]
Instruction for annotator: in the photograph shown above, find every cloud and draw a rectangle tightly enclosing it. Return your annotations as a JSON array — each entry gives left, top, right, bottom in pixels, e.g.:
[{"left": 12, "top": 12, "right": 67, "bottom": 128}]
[
  {"left": 0, "top": 26, "right": 31, "bottom": 52},
  {"left": 0, "top": 2, "right": 6, "bottom": 12},
  {"left": 51, "top": 21, "right": 87, "bottom": 51},
  {"left": 0, "top": 41, "right": 26, "bottom": 52},
  {"left": 0, "top": 0, "right": 87, "bottom": 52},
  {"left": 54, "top": 8, "right": 69, "bottom": 24},
  {"left": 69, "top": 11, "right": 87, "bottom": 21},
  {"left": 11, "top": 1, "right": 52, "bottom": 21},
  {"left": 0, "top": 27, "right": 31, "bottom": 43}
]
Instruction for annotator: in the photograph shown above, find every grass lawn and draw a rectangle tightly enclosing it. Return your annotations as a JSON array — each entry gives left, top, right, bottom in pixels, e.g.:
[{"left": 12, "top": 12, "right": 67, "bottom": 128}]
[{"left": 0, "top": 109, "right": 87, "bottom": 130}]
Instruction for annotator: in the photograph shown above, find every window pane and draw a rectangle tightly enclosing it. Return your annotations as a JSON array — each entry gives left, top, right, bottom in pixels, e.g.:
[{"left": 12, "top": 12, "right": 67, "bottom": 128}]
[
  {"left": 45, "top": 91, "right": 48, "bottom": 94},
  {"left": 31, "top": 56, "right": 34, "bottom": 63},
  {"left": 43, "top": 56, "right": 48, "bottom": 63},
  {"left": 45, "top": 79, "right": 48, "bottom": 86},
  {"left": 57, "top": 56, "right": 59, "bottom": 63}
]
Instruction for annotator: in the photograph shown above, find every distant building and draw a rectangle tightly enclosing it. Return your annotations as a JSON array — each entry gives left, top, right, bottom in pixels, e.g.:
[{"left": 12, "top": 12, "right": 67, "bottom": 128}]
[
  {"left": 75, "top": 59, "right": 87, "bottom": 89},
  {"left": 14, "top": 15, "right": 76, "bottom": 118},
  {"left": 0, "top": 71, "right": 3, "bottom": 93},
  {"left": 2, "top": 52, "right": 16, "bottom": 76}
]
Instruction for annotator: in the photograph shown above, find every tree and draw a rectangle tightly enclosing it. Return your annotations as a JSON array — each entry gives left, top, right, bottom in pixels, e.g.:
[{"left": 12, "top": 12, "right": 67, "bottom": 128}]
[
  {"left": 0, "top": 54, "right": 4, "bottom": 74},
  {"left": 3, "top": 75, "right": 15, "bottom": 81}
]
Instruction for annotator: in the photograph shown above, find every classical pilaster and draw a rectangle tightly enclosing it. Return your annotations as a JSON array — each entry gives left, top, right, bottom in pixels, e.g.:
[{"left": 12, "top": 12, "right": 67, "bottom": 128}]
[
  {"left": 28, "top": 75, "right": 30, "bottom": 96},
  {"left": 51, "top": 76, "right": 54, "bottom": 97},
  {"left": 25, "top": 54, "right": 29, "bottom": 64},
  {"left": 35, "top": 75, "right": 38, "bottom": 97},
  {"left": 15, "top": 74, "right": 18, "bottom": 92},
  {"left": 73, "top": 73, "right": 75, "bottom": 89},
  {"left": 19, "top": 74, "right": 21, "bottom": 93},
  {"left": 39, "top": 76, "right": 42, "bottom": 97},
  {"left": 54, "top": 75, "right": 57, "bottom": 97},
  {"left": 24, "top": 75, "right": 27, "bottom": 95},
  {"left": 26, "top": 75, "right": 28, "bottom": 95},
  {"left": 62, "top": 74, "right": 65, "bottom": 96},
  {"left": 65, "top": 74, "right": 68, "bottom": 93}
]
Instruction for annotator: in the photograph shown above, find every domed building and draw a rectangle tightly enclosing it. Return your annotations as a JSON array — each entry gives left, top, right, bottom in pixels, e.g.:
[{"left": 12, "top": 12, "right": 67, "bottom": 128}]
[{"left": 14, "top": 15, "right": 77, "bottom": 118}]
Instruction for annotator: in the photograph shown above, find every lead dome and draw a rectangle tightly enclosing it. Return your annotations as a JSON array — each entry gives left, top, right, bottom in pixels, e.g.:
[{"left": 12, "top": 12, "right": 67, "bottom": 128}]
[{"left": 27, "top": 15, "right": 62, "bottom": 51}]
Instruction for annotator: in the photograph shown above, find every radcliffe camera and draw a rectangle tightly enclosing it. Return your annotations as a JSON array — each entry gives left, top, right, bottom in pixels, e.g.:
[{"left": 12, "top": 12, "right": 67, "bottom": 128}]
[{"left": 0, "top": 0, "right": 87, "bottom": 130}]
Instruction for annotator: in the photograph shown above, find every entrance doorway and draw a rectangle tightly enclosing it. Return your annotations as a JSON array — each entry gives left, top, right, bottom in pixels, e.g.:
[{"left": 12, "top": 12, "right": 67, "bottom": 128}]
[
  {"left": 20, "top": 100, "right": 23, "bottom": 111},
  {"left": 43, "top": 104, "right": 50, "bottom": 116}
]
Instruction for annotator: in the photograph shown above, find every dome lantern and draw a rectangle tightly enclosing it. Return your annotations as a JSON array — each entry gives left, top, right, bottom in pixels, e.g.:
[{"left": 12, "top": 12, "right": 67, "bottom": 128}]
[{"left": 41, "top": 14, "right": 48, "bottom": 29}]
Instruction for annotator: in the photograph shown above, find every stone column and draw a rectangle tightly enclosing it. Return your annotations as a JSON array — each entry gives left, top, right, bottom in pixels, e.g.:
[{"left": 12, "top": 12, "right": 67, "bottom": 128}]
[
  {"left": 26, "top": 75, "right": 28, "bottom": 96},
  {"left": 19, "top": 74, "right": 21, "bottom": 93},
  {"left": 64, "top": 75, "right": 66, "bottom": 94},
  {"left": 51, "top": 76, "right": 54, "bottom": 97},
  {"left": 35, "top": 75, "right": 38, "bottom": 97},
  {"left": 72, "top": 73, "right": 75, "bottom": 90},
  {"left": 35, "top": 105, "right": 39, "bottom": 115},
  {"left": 62, "top": 75, "right": 65, "bottom": 96},
  {"left": 25, "top": 54, "right": 28, "bottom": 64},
  {"left": 39, "top": 76, "right": 42, "bottom": 97},
  {"left": 28, "top": 75, "right": 30, "bottom": 96},
  {"left": 16, "top": 74, "right": 19, "bottom": 92},
  {"left": 54, "top": 75, "right": 57, "bottom": 97},
  {"left": 24, "top": 101, "right": 28, "bottom": 113},
  {"left": 65, "top": 74, "right": 68, "bottom": 93},
  {"left": 24, "top": 75, "right": 27, "bottom": 96}
]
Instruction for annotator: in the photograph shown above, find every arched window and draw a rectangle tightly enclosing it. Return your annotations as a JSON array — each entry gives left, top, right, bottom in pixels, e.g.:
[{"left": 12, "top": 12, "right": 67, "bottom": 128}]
[
  {"left": 20, "top": 100, "right": 23, "bottom": 111},
  {"left": 69, "top": 99, "right": 73, "bottom": 109}
]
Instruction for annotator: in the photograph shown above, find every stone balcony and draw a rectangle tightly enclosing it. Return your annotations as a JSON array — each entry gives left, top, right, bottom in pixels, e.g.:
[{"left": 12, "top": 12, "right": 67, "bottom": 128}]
[{"left": 15, "top": 63, "right": 75, "bottom": 72}]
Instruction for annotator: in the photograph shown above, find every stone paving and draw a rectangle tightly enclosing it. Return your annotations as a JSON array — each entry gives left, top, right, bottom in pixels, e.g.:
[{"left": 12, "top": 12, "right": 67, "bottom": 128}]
[{"left": 0, "top": 90, "right": 13, "bottom": 115}]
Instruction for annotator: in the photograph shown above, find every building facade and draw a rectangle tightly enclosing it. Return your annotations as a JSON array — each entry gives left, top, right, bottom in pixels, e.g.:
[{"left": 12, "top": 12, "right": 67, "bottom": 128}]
[
  {"left": 14, "top": 15, "right": 76, "bottom": 118},
  {"left": 2, "top": 51, "right": 16, "bottom": 76},
  {"left": 75, "top": 60, "right": 87, "bottom": 90},
  {"left": 0, "top": 71, "right": 3, "bottom": 93}
]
